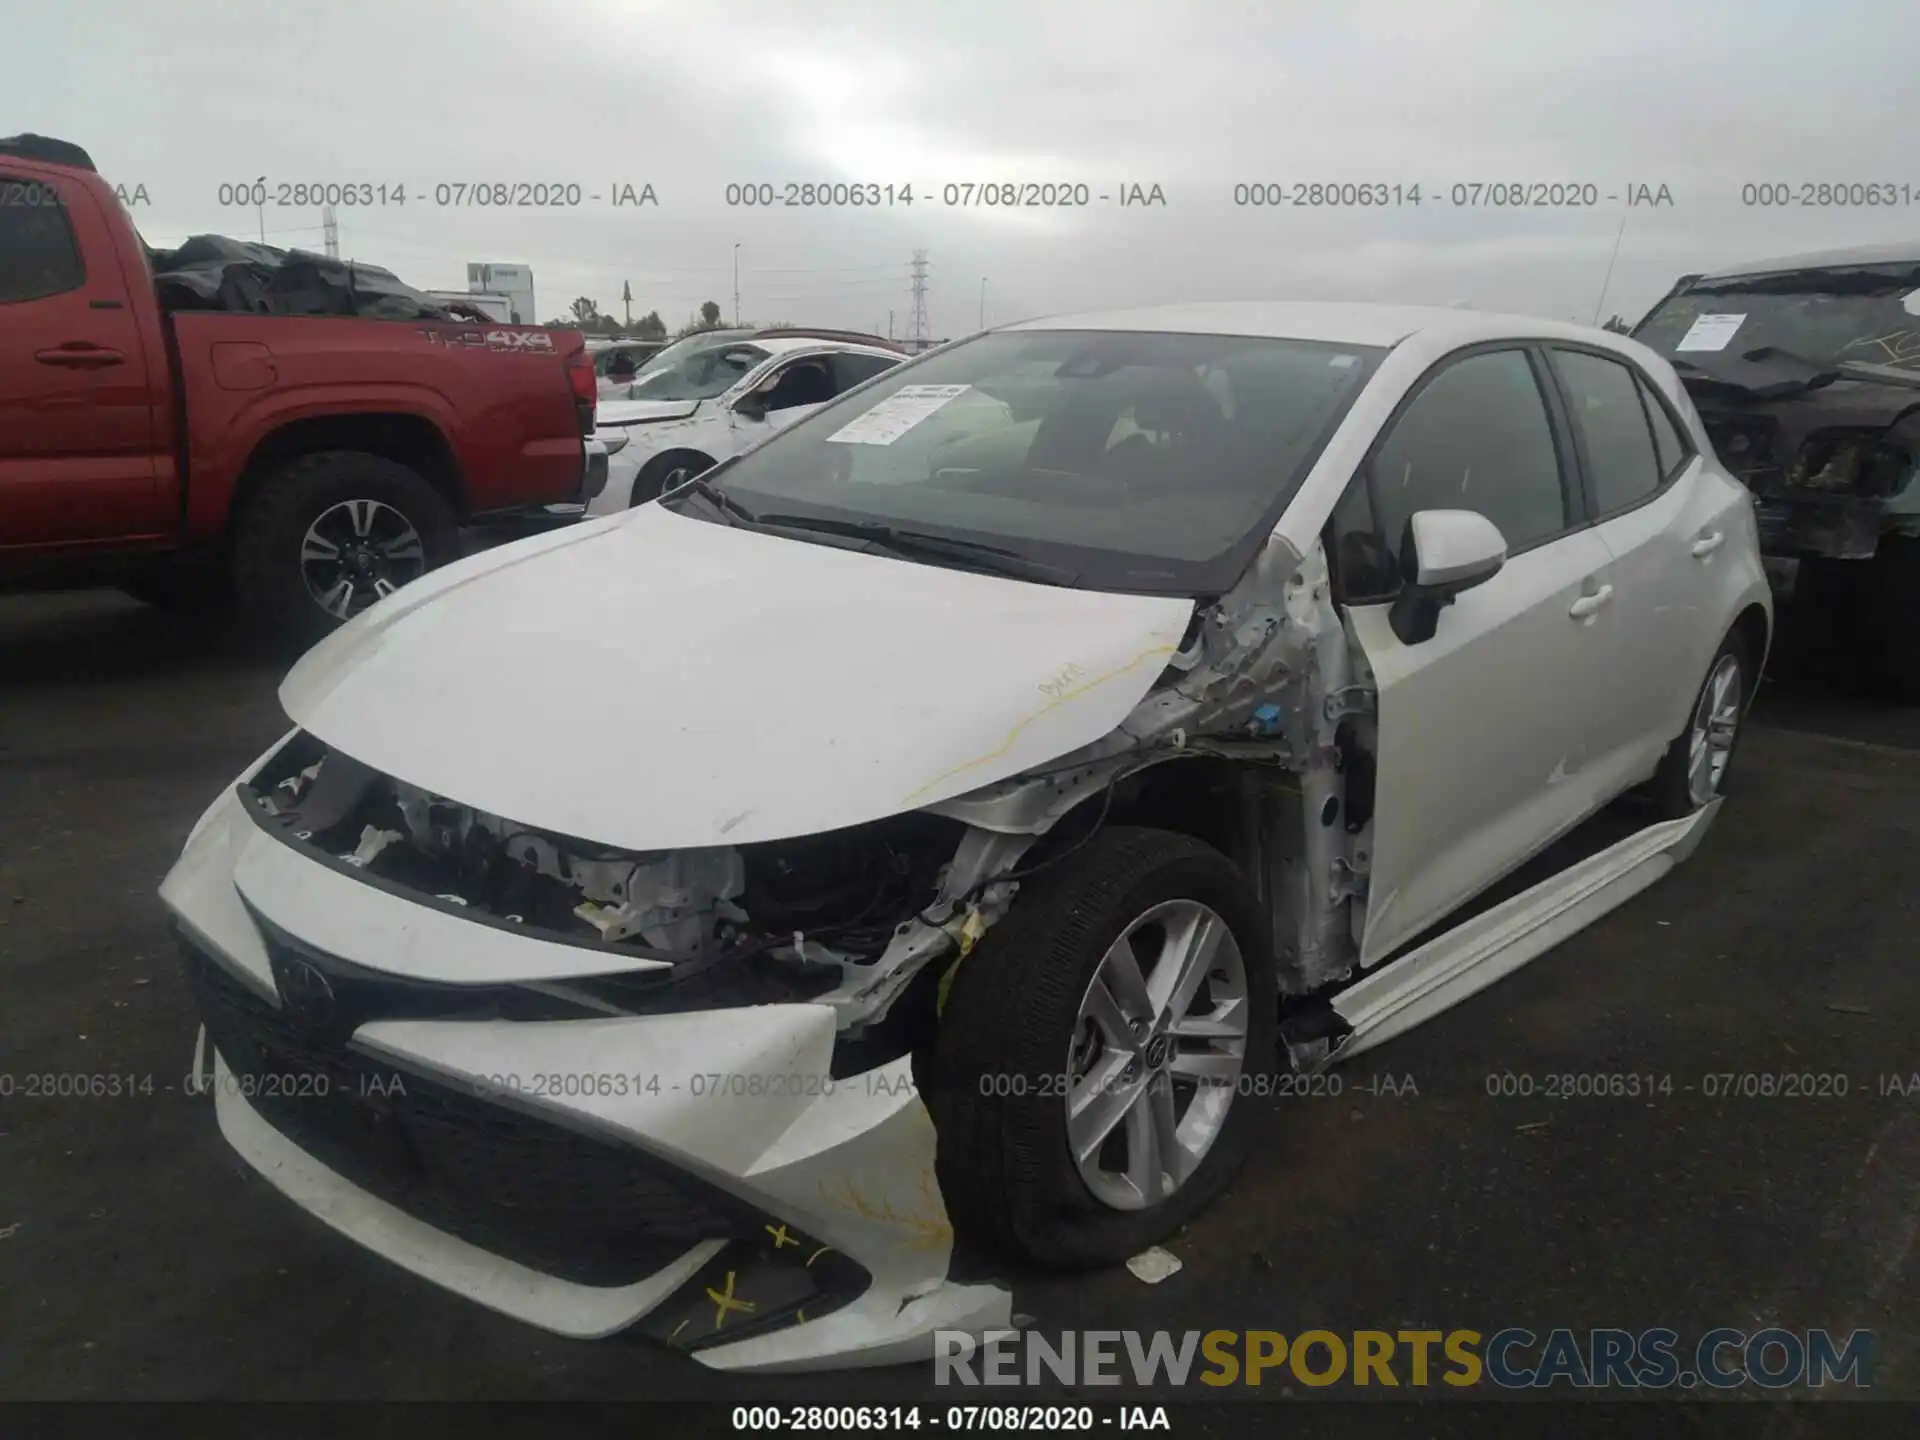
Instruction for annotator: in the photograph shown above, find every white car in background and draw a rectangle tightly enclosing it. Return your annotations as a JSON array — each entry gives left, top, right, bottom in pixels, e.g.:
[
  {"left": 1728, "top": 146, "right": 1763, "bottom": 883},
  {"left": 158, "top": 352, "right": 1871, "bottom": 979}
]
[
  {"left": 589, "top": 337, "right": 904, "bottom": 512},
  {"left": 163, "top": 302, "right": 1768, "bottom": 1371}
]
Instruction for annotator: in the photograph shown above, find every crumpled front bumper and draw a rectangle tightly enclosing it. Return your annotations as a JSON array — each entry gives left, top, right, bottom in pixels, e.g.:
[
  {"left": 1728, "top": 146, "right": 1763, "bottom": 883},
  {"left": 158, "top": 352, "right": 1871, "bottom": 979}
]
[{"left": 160, "top": 779, "right": 1010, "bottom": 1371}]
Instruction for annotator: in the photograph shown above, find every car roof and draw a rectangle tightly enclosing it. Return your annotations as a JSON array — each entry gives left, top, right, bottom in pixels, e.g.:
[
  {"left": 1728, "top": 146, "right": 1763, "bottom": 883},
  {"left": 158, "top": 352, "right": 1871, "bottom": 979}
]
[
  {"left": 748, "top": 336, "right": 898, "bottom": 359},
  {"left": 1696, "top": 241, "right": 1920, "bottom": 282},
  {"left": 999, "top": 300, "right": 1620, "bottom": 349}
]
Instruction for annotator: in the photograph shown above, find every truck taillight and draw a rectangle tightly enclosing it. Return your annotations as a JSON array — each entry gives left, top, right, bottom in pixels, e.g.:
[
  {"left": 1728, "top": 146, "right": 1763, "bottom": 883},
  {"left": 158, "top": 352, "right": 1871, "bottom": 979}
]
[{"left": 567, "top": 349, "right": 597, "bottom": 433}]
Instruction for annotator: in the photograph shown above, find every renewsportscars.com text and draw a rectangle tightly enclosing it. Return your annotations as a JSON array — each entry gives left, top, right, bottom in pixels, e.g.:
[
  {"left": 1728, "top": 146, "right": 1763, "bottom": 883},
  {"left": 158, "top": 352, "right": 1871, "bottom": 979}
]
[{"left": 935, "top": 1327, "right": 1873, "bottom": 1390}]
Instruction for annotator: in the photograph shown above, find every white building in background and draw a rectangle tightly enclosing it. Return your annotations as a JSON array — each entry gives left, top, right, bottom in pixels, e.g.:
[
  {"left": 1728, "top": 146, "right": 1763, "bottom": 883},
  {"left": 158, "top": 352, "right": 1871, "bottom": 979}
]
[
  {"left": 466, "top": 263, "right": 536, "bottom": 324},
  {"left": 424, "top": 290, "right": 515, "bottom": 322}
]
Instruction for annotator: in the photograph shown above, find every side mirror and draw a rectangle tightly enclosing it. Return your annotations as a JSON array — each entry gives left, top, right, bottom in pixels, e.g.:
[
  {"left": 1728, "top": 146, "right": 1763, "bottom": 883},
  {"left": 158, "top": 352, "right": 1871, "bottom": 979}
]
[{"left": 1387, "top": 509, "right": 1507, "bottom": 645}]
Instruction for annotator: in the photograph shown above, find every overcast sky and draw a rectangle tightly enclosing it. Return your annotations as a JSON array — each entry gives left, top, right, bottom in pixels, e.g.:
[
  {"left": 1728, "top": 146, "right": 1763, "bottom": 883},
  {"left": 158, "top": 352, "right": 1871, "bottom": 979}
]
[{"left": 6, "top": 0, "right": 1914, "bottom": 336}]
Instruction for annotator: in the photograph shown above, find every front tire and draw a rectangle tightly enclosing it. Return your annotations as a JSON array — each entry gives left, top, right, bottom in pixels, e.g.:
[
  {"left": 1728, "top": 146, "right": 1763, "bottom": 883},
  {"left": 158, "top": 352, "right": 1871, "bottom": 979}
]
[
  {"left": 1645, "top": 630, "right": 1750, "bottom": 818},
  {"left": 231, "top": 451, "right": 456, "bottom": 645},
  {"left": 929, "top": 827, "right": 1276, "bottom": 1269},
  {"left": 631, "top": 450, "right": 715, "bottom": 507}
]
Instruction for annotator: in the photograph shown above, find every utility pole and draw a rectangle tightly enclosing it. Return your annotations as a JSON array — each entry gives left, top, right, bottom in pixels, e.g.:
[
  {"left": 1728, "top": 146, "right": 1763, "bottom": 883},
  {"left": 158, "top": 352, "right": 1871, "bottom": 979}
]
[
  {"left": 907, "top": 250, "right": 930, "bottom": 351},
  {"left": 733, "top": 243, "right": 741, "bottom": 326},
  {"left": 979, "top": 277, "right": 986, "bottom": 328},
  {"left": 888, "top": 309, "right": 894, "bottom": 341},
  {"left": 322, "top": 205, "right": 338, "bottom": 259}
]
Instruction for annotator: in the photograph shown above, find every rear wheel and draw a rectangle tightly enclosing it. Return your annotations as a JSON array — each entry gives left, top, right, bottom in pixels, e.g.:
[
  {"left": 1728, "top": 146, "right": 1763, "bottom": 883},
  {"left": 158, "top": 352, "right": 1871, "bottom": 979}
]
[
  {"left": 231, "top": 450, "right": 456, "bottom": 646},
  {"left": 631, "top": 450, "right": 714, "bottom": 507},
  {"left": 1645, "top": 631, "right": 1750, "bottom": 818},
  {"left": 929, "top": 827, "right": 1275, "bottom": 1269}
]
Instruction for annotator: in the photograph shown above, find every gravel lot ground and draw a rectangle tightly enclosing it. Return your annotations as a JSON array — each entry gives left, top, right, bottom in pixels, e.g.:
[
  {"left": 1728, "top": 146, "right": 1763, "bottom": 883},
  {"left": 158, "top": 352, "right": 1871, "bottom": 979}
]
[{"left": 2, "top": 581, "right": 1916, "bottom": 1408}]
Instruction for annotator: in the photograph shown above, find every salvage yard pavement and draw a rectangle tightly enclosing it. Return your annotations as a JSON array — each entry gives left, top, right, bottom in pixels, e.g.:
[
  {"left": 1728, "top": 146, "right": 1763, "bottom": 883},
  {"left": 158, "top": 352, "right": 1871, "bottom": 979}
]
[{"left": 2, "top": 585, "right": 1916, "bottom": 1402}]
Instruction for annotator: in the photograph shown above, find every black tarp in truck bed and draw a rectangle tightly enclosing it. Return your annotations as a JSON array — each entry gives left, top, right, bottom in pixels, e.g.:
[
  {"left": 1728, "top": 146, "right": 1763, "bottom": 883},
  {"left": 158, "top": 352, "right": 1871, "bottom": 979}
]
[{"left": 146, "top": 234, "right": 485, "bottom": 322}]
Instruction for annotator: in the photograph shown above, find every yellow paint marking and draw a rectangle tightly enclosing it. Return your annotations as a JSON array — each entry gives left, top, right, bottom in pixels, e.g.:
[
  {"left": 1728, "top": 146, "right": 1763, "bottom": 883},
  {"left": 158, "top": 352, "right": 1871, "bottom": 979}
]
[
  {"left": 765, "top": 1223, "right": 798, "bottom": 1249},
  {"left": 671, "top": 1318, "right": 689, "bottom": 1340},
  {"left": 806, "top": 1245, "right": 835, "bottom": 1267},
  {"left": 900, "top": 642, "right": 1179, "bottom": 803},
  {"left": 796, "top": 1307, "right": 808, "bottom": 1323},
  {"left": 706, "top": 1270, "right": 757, "bottom": 1332}
]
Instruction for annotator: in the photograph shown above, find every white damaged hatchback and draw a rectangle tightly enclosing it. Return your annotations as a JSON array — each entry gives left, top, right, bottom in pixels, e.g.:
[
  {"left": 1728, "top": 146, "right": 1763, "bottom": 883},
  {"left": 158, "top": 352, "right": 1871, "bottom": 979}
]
[{"left": 163, "top": 302, "right": 1772, "bottom": 1371}]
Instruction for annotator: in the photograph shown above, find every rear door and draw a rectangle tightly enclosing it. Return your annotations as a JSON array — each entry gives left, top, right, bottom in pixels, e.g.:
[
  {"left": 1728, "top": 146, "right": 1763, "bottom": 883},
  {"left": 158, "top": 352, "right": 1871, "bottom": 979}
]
[
  {"left": 1331, "top": 345, "right": 1622, "bottom": 965},
  {"left": 1542, "top": 344, "right": 1733, "bottom": 789},
  {"left": 0, "top": 170, "right": 165, "bottom": 548}
]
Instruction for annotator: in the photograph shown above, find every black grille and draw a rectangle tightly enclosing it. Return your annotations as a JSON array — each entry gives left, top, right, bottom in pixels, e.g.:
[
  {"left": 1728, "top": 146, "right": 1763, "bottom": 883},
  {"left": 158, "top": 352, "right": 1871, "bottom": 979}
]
[{"left": 180, "top": 940, "right": 744, "bottom": 1287}]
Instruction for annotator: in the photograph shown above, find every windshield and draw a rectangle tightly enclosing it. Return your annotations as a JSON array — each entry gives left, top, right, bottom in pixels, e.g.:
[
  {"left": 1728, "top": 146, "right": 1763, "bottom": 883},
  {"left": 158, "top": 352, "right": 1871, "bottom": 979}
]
[
  {"left": 624, "top": 329, "right": 760, "bottom": 400},
  {"left": 691, "top": 328, "right": 1385, "bottom": 595},
  {"left": 1635, "top": 281, "right": 1920, "bottom": 374}
]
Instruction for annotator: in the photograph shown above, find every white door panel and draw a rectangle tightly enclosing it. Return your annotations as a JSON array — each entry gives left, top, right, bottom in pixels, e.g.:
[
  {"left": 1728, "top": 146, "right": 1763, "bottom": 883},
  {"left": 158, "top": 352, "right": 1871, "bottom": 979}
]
[
  {"left": 1351, "top": 527, "right": 1618, "bottom": 966},
  {"left": 1588, "top": 460, "right": 1740, "bottom": 789}
]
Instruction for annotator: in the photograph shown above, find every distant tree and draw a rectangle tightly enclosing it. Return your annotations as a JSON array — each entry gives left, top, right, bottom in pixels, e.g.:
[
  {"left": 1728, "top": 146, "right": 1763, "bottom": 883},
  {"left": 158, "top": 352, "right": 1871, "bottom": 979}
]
[
  {"left": 634, "top": 309, "right": 666, "bottom": 339},
  {"left": 595, "top": 314, "right": 625, "bottom": 337},
  {"left": 570, "top": 296, "right": 600, "bottom": 324},
  {"left": 1601, "top": 314, "right": 1631, "bottom": 333},
  {"left": 700, "top": 300, "right": 723, "bottom": 327}
]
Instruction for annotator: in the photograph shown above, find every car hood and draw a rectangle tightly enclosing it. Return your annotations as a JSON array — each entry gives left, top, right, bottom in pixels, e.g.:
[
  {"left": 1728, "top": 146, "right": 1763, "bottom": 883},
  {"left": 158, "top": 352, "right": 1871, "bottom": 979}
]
[
  {"left": 596, "top": 396, "right": 705, "bottom": 426},
  {"left": 280, "top": 507, "right": 1195, "bottom": 851}
]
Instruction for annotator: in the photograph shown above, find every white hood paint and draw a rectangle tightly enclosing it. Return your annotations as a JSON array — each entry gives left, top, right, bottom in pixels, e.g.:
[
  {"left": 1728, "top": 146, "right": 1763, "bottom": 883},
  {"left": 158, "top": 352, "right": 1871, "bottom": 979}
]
[{"left": 281, "top": 506, "right": 1194, "bottom": 851}]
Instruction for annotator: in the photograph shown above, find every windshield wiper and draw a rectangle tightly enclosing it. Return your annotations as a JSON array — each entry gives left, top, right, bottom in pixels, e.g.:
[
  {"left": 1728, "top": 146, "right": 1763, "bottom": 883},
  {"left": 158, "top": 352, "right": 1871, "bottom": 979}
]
[
  {"left": 749, "top": 513, "right": 1080, "bottom": 584},
  {"left": 1739, "top": 346, "right": 1920, "bottom": 391},
  {"left": 660, "top": 460, "right": 758, "bottom": 524}
]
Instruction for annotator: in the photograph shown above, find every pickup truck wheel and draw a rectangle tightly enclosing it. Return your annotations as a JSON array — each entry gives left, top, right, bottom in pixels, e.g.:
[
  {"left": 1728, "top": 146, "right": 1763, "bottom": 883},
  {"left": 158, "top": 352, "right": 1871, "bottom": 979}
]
[
  {"left": 928, "top": 827, "right": 1275, "bottom": 1269},
  {"left": 1864, "top": 536, "right": 1920, "bottom": 702},
  {"left": 232, "top": 451, "right": 456, "bottom": 642},
  {"left": 631, "top": 450, "right": 715, "bottom": 506}
]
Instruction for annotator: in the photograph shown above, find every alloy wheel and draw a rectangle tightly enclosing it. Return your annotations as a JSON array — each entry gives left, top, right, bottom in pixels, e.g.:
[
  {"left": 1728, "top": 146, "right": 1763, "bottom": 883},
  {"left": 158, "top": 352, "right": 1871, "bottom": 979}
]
[
  {"left": 300, "top": 499, "right": 428, "bottom": 619},
  {"left": 1065, "top": 899, "right": 1249, "bottom": 1212},
  {"left": 1687, "top": 651, "right": 1744, "bottom": 805}
]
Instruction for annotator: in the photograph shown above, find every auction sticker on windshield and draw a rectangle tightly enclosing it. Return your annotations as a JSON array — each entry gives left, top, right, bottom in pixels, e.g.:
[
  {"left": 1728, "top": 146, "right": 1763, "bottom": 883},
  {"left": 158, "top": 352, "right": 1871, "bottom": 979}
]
[
  {"left": 826, "top": 384, "right": 973, "bottom": 445},
  {"left": 1675, "top": 313, "right": 1747, "bottom": 352}
]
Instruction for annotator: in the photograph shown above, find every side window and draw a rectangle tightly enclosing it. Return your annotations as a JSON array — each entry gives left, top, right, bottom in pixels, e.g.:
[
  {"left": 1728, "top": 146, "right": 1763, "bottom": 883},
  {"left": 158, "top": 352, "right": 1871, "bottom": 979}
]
[
  {"left": 0, "top": 175, "right": 85, "bottom": 303},
  {"left": 1368, "top": 349, "right": 1568, "bottom": 557},
  {"left": 1329, "top": 474, "right": 1398, "bottom": 603},
  {"left": 1551, "top": 348, "right": 1662, "bottom": 515},
  {"left": 1636, "top": 372, "right": 1691, "bottom": 480},
  {"left": 760, "top": 357, "right": 835, "bottom": 411},
  {"left": 830, "top": 353, "right": 900, "bottom": 391}
]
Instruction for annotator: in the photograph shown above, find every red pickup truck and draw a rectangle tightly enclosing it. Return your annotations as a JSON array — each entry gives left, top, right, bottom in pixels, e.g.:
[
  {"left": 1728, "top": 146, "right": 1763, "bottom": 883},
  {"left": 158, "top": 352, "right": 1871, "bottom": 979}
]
[{"left": 0, "top": 135, "right": 597, "bottom": 640}]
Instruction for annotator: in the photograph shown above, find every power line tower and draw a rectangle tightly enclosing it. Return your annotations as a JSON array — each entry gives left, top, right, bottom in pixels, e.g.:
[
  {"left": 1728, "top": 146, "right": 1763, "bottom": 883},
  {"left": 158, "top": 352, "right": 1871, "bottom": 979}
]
[
  {"left": 322, "top": 205, "right": 339, "bottom": 259},
  {"left": 907, "top": 250, "right": 930, "bottom": 351}
]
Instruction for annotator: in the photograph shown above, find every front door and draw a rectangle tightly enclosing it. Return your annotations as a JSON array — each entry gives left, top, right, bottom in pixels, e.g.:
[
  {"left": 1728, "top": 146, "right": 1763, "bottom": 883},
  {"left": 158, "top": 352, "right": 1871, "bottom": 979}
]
[
  {"left": 1328, "top": 346, "right": 1623, "bottom": 966},
  {"left": 0, "top": 171, "right": 163, "bottom": 549}
]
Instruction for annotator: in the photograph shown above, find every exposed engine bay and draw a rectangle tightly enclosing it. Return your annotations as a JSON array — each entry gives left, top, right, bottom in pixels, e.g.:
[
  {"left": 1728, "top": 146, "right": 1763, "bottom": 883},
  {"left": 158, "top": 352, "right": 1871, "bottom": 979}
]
[{"left": 245, "top": 536, "right": 1377, "bottom": 1058}]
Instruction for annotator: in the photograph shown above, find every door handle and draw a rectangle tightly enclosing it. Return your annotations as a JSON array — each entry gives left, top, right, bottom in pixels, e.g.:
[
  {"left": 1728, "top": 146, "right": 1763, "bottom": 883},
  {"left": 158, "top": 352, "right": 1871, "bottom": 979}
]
[
  {"left": 1690, "top": 530, "right": 1725, "bottom": 558},
  {"left": 1568, "top": 584, "right": 1614, "bottom": 619},
  {"left": 35, "top": 345, "right": 125, "bottom": 368}
]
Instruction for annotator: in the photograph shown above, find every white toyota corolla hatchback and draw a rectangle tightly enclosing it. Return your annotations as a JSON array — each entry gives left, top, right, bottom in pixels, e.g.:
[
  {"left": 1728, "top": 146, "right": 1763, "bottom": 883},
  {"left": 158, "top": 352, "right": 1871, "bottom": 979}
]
[{"left": 163, "top": 302, "right": 1770, "bottom": 1371}]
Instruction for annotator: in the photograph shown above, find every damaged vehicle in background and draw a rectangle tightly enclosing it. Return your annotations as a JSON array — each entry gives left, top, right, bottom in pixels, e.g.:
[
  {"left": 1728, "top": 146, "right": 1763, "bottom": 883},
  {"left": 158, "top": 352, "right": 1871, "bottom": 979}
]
[
  {"left": 588, "top": 337, "right": 904, "bottom": 512},
  {"left": 163, "top": 302, "right": 1769, "bottom": 1370},
  {"left": 1634, "top": 243, "right": 1920, "bottom": 697}
]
